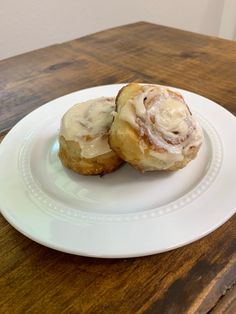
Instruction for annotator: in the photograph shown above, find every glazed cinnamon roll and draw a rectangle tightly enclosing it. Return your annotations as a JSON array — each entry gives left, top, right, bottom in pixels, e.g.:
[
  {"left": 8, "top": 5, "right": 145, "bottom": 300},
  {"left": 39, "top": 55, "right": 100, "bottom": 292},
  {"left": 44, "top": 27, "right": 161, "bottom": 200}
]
[
  {"left": 59, "top": 97, "right": 123, "bottom": 175},
  {"left": 109, "top": 83, "right": 203, "bottom": 172}
]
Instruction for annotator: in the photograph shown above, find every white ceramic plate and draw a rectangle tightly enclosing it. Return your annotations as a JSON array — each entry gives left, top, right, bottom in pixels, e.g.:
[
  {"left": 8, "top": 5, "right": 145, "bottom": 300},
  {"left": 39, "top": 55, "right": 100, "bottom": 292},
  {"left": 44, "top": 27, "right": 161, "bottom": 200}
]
[{"left": 0, "top": 84, "right": 235, "bottom": 258}]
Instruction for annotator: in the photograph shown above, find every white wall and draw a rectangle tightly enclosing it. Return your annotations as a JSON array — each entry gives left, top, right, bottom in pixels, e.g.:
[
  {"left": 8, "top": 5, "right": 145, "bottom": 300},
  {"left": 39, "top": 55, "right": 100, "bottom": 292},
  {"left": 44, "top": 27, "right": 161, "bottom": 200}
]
[
  {"left": 219, "top": 0, "right": 236, "bottom": 39},
  {"left": 0, "top": 0, "right": 233, "bottom": 60}
]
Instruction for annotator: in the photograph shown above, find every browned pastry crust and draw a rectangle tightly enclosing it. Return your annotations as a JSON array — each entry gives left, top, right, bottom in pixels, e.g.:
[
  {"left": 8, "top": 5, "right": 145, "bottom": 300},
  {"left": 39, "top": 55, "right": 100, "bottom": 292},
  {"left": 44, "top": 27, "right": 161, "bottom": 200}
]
[{"left": 59, "top": 135, "right": 123, "bottom": 175}]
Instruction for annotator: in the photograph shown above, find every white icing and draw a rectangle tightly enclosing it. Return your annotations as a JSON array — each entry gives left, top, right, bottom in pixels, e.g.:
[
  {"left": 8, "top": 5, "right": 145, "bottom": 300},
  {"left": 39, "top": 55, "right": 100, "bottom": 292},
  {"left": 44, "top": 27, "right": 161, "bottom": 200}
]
[
  {"left": 120, "top": 84, "right": 203, "bottom": 167},
  {"left": 78, "top": 135, "right": 111, "bottom": 159},
  {"left": 60, "top": 97, "right": 115, "bottom": 158}
]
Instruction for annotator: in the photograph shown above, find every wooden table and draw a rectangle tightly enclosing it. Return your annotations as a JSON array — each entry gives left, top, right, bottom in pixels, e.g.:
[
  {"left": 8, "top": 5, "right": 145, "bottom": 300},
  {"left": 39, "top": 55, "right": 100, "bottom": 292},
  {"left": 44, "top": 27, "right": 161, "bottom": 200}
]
[{"left": 0, "top": 22, "right": 236, "bottom": 314}]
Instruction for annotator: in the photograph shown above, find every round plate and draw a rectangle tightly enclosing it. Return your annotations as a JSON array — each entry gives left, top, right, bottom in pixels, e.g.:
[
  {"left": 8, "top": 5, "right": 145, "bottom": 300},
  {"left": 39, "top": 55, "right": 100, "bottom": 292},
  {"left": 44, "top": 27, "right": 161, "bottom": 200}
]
[{"left": 0, "top": 84, "right": 235, "bottom": 258}]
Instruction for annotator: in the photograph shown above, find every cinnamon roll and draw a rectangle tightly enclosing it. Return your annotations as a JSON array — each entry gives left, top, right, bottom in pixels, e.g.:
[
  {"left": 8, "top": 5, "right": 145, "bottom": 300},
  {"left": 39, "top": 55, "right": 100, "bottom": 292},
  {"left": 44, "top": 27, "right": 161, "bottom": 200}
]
[
  {"left": 59, "top": 97, "right": 123, "bottom": 175},
  {"left": 109, "top": 83, "right": 203, "bottom": 172}
]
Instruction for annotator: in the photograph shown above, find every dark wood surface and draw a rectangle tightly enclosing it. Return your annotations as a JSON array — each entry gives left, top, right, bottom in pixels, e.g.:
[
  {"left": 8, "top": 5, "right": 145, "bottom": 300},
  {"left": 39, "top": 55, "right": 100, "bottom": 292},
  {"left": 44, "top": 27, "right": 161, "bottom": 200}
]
[{"left": 0, "top": 22, "right": 235, "bottom": 313}]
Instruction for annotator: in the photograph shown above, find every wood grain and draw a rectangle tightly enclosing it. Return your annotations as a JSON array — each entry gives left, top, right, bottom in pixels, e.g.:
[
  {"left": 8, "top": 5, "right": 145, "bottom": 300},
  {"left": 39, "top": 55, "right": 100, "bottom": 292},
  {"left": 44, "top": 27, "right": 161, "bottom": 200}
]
[
  {"left": 0, "top": 22, "right": 236, "bottom": 313},
  {"left": 1, "top": 22, "right": 236, "bottom": 134},
  {"left": 211, "top": 285, "right": 236, "bottom": 314}
]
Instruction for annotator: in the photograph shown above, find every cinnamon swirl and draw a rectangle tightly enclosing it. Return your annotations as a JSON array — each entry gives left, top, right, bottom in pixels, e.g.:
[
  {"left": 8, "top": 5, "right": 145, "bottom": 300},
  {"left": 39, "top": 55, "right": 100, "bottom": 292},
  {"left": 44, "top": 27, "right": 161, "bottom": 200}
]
[
  {"left": 109, "top": 83, "right": 203, "bottom": 172},
  {"left": 59, "top": 97, "right": 123, "bottom": 175}
]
